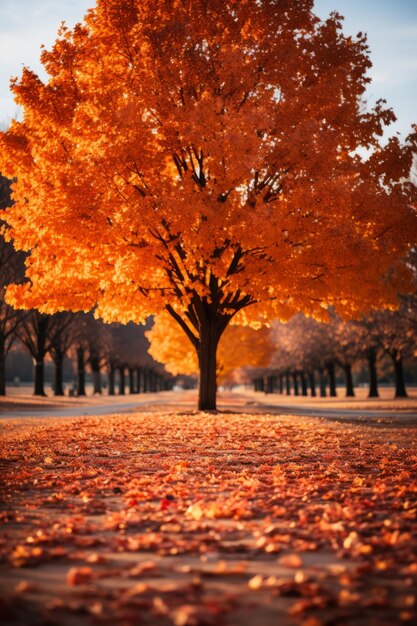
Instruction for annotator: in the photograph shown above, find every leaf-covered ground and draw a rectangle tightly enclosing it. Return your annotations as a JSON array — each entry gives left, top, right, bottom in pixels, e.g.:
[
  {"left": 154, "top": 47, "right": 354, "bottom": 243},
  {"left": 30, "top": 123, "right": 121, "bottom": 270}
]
[{"left": 1, "top": 411, "right": 416, "bottom": 626}]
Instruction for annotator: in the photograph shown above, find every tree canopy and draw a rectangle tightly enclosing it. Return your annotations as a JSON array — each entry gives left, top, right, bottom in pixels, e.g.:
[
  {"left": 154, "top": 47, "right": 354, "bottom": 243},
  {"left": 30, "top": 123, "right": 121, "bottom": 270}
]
[{"left": 1, "top": 0, "right": 416, "bottom": 408}]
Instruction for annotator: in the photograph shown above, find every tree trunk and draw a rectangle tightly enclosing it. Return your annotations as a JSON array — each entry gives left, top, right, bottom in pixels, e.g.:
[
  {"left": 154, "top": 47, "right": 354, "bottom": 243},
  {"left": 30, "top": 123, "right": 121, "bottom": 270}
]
[
  {"left": 392, "top": 356, "right": 407, "bottom": 398},
  {"left": 93, "top": 371, "right": 101, "bottom": 394},
  {"left": 292, "top": 371, "right": 299, "bottom": 396},
  {"left": 77, "top": 347, "right": 86, "bottom": 396},
  {"left": 327, "top": 362, "right": 337, "bottom": 397},
  {"left": 198, "top": 320, "right": 219, "bottom": 411},
  {"left": 119, "top": 366, "right": 125, "bottom": 395},
  {"left": 266, "top": 376, "right": 274, "bottom": 394},
  {"left": 343, "top": 363, "right": 355, "bottom": 397},
  {"left": 108, "top": 364, "right": 115, "bottom": 396},
  {"left": 144, "top": 368, "right": 150, "bottom": 392},
  {"left": 367, "top": 348, "right": 379, "bottom": 398},
  {"left": 309, "top": 372, "right": 316, "bottom": 397},
  {"left": 34, "top": 359, "right": 46, "bottom": 396},
  {"left": 0, "top": 339, "right": 5, "bottom": 396},
  {"left": 136, "top": 367, "right": 143, "bottom": 393},
  {"left": 279, "top": 374, "right": 283, "bottom": 394},
  {"left": 318, "top": 368, "right": 326, "bottom": 397},
  {"left": 89, "top": 353, "right": 102, "bottom": 394},
  {"left": 54, "top": 355, "right": 65, "bottom": 396},
  {"left": 285, "top": 373, "right": 291, "bottom": 395},
  {"left": 129, "top": 368, "right": 135, "bottom": 394},
  {"left": 300, "top": 371, "right": 308, "bottom": 396}
]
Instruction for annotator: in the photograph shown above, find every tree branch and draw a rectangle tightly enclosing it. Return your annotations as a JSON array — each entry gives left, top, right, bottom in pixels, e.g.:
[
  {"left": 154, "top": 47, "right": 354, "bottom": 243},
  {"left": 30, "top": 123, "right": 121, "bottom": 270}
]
[{"left": 166, "top": 304, "right": 199, "bottom": 349}]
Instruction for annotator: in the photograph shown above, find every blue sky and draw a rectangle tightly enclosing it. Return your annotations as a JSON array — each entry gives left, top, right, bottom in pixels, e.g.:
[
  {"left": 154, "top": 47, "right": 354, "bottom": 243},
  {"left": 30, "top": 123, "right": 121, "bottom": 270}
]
[{"left": 0, "top": 0, "right": 416, "bottom": 136}]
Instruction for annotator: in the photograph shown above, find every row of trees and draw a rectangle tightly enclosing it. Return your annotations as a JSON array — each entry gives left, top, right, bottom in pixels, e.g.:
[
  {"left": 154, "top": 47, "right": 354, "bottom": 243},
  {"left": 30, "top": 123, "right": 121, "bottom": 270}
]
[
  {"left": 250, "top": 303, "right": 417, "bottom": 399},
  {"left": 1, "top": 307, "right": 170, "bottom": 397}
]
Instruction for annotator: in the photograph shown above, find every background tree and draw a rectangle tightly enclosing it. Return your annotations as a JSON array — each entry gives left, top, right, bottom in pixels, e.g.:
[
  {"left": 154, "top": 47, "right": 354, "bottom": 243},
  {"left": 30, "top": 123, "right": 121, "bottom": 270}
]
[
  {"left": 85, "top": 316, "right": 112, "bottom": 394},
  {"left": 49, "top": 311, "right": 77, "bottom": 395},
  {"left": 0, "top": 174, "right": 26, "bottom": 395},
  {"left": 332, "top": 319, "right": 365, "bottom": 397},
  {"left": 109, "top": 321, "right": 157, "bottom": 395},
  {"left": 401, "top": 249, "right": 417, "bottom": 353},
  {"left": 272, "top": 316, "right": 336, "bottom": 397},
  {"left": 270, "top": 310, "right": 417, "bottom": 400},
  {"left": 69, "top": 313, "right": 90, "bottom": 396},
  {"left": 17, "top": 311, "right": 73, "bottom": 396},
  {"left": 217, "top": 325, "right": 273, "bottom": 386},
  {"left": 362, "top": 308, "right": 415, "bottom": 398},
  {"left": 1, "top": 0, "right": 416, "bottom": 409},
  {"left": 271, "top": 320, "right": 302, "bottom": 396}
]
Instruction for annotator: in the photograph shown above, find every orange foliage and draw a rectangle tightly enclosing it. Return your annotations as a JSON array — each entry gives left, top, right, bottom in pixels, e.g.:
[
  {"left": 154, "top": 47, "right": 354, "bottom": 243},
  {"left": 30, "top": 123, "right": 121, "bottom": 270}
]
[{"left": 146, "top": 312, "right": 272, "bottom": 382}]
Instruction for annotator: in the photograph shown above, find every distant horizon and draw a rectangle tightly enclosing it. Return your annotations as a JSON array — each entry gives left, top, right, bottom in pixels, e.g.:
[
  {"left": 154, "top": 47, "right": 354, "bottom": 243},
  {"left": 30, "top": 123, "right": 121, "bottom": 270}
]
[{"left": 1, "top": 0, "right": 416, "bottom": 137}]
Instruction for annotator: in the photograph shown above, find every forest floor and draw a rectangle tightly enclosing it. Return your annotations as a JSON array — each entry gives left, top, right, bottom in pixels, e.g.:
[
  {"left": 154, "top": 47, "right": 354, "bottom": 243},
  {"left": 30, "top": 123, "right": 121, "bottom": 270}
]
[{"left": 1, "top": 397, "right": 416, "bottom": 625}]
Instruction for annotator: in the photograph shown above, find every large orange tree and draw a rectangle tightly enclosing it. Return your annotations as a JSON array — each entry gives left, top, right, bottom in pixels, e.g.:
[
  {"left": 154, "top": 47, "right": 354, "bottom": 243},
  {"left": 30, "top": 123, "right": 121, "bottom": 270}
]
[{"left": 1, "top": 0, "right": 416, "bottom": 409}]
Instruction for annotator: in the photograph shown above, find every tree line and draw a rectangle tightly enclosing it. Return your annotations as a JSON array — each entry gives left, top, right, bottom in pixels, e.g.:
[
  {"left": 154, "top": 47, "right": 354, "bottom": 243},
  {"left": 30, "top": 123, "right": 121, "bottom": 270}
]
[
  {"left": 250, "top": 300, "right": 417, "bottom": 399},
  {"left": 0, "top": 305, "right": 171, "bottom": 398}
]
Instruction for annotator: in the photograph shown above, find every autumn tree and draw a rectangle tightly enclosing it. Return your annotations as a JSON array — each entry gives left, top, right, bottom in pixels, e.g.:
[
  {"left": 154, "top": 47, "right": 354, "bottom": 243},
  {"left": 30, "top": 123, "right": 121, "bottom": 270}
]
[
  {"left": 361, "top": 308, "right": 415, "bottom": 399},
  {"left": 49, "top": 312, "right": 77, "bottom": 395},
  {"left": 17, "top": 311, "right": 74, "bottom": 396},
  {"left": 272, "top": 316, "right": 335, "bottom": 397},
  {"left": 68, "top": 313, "right": 113, "bottom": 395},
  {"left": 217, "top": 325, "right": 272, "bottom": 386},
  {"left": 400, "top": 250, "right": 417, "bottom": 365},
  {"left": 332, "top": 319, "right": 365, "bottom": 397},
  {"left": 272, "top": 311, "right": 416, "bottom": 400},
  {"left": 270, "top": 322, "right": 300, "bottom": 395},
  {"left": 108, "top": 320, "right": 157, "bottom": 395},
  {"left": 69, "top": 313, "right": 90, "bottom": 396},
  {"left": 1, "top": 0, "right": 416, "bottom": 410},
  {"left": 268, "top": 342, "right": 294, "bottom": 395},
  {"left": 86, "top": 316, "right": 112, "bottom": 394}
]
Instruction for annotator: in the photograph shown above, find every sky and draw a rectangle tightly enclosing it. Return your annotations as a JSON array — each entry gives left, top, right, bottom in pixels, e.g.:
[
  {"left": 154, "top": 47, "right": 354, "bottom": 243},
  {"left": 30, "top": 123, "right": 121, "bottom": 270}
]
[{"left": 0, "top": 0, "right": 416, "bottom": 137}]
